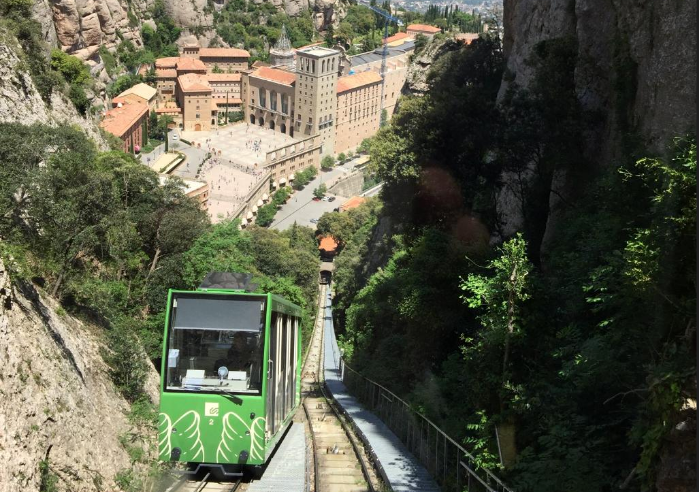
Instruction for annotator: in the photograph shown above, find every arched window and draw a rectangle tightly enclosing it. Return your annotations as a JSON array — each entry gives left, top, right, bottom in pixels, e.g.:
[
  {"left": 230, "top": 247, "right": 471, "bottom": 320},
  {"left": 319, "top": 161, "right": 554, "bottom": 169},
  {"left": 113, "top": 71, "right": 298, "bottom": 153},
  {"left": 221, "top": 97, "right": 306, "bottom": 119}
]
[
  {"left": 259, "top": 117, "right": 265, "bottom": 126},
  {"left": 281, "top": 124, "right": 286, "bottom": 134},
  {"left": 250, "top": 114, "right": 256, "bottom": 124},
  {"left": 271, "top": 91, "right": 277, "bottom": 111},
  {"left": 322, "top": 59, "right": 325, "bottom": 72},
  {"left": 260, "top": 89, "right": 266, "bottom": 108},
  {"left": 269, "top": 120, "right": 275, "bottom": 130}
]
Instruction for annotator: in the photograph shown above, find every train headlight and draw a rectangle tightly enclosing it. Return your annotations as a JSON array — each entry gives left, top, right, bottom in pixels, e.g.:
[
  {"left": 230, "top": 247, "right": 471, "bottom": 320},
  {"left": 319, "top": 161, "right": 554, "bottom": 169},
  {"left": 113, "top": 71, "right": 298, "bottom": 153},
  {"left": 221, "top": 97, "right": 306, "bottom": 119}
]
[{"left": 217, "top": 366, "right": 229, "bottom": 380}]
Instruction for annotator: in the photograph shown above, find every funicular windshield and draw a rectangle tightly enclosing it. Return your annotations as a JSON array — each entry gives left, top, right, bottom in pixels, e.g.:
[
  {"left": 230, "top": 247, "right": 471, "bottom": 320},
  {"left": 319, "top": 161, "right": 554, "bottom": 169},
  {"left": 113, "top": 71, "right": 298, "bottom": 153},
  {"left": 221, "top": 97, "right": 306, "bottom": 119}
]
[{"left": 165, "top": 294, "right": 266, "bottom": 394}]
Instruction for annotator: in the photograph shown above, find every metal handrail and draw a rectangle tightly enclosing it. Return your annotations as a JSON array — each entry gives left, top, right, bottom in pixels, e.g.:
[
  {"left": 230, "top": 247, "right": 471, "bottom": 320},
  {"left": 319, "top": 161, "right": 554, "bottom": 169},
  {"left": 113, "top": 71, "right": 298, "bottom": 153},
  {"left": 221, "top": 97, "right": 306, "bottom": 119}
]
[{"left": 341, "top": 361, "right": 514, "bottom": 492}]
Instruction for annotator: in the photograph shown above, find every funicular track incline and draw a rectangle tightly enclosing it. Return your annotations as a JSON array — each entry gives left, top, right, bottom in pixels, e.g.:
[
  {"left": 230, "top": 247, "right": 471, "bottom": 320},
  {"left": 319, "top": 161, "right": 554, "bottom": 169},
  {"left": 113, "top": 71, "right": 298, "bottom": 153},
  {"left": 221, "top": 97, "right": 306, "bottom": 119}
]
[
  {"left": 301, "top": 284, "right": 378, "bottom": 492},
  {"left": 166, "top": 473, "right": 243, "bottom": 492}
]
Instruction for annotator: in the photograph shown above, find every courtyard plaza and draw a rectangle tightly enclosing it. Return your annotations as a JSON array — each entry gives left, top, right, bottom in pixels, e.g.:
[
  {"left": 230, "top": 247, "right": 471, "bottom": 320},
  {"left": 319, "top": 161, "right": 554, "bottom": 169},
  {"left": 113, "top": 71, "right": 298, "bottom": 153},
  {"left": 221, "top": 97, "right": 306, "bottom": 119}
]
[{"left": 176, "top": 124, "right": 297, "bottom": 223}]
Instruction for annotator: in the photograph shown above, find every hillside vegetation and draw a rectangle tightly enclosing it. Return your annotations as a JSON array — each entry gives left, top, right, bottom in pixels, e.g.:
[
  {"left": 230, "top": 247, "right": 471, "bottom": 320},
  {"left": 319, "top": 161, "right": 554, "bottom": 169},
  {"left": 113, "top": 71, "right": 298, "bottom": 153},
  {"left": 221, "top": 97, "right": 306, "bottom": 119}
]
[
  {"left": 0, "top": 122, "right": 320, "bottom": 487},
  {"left": 328, "top": 36, "right": 696, "bottom": 491}
]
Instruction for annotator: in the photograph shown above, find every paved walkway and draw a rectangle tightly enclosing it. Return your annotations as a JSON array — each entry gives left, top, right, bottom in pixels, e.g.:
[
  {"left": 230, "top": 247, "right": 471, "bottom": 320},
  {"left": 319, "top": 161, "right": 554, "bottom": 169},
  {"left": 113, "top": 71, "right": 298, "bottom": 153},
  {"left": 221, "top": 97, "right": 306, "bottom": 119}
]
[
  {"left": 322, "top": 289, "right": 441, "bottom": 492},
  {"left": 248, "top": 424, "right": 306, "bottom": 492}
]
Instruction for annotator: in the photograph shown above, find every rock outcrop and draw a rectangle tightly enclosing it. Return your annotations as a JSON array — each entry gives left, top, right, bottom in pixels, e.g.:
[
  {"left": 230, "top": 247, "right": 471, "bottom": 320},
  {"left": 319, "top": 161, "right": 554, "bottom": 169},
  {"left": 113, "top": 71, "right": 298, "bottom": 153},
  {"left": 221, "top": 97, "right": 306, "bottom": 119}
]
[
  {"left": 496, "top": 0, "right": 696, "bottom": 240},
  {"left": 0, "top": 257, "right": 160, "bottom": 492},
  {"left": 500, "top": 0, "right": 696, "bottom": 155},
  {"left": 405, "top": 38, "right": 452, "bottom": 95},
  {"left": 32, "top": 0, "right": 153, "bottom": 61},
  {"left": 0, "top": 31, "right": 107, "bottom": 148}
]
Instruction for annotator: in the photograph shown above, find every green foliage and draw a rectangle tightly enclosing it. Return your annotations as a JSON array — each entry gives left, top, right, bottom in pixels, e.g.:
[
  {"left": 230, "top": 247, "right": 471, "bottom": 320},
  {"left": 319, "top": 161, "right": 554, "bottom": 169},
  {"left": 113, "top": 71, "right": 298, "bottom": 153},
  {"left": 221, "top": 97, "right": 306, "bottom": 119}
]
[
  {"left": 272, "top": 186, "right": 291, "bottom": 206},
  {"left": 68, "top": 83, "right": 90, "bottom": 115},
  {"left": 313, "top": 183, "right": 327, "bottom": 199},
  {"left": 2, "top": 12, "right": 63, "bottom": 103},
  {"left": 255, "top": 203, "right": 276, "bottom": 227},
  {"left": 39, "top": 459, "right": 58, "bottom": 492},
  {"left": 214, "top": 2, "right": 315, "bottom": 54},
  {"left": 108, "top": 74, "right": 143, "bottom": 97},
  {"left": 292, "top": 166, "right": 317, "bottom": 189},
  {"left": 321, "top": 155, "right": 335, "bottom": 170},
  {"left": 50, "top": 49, "right": 90, "bottom": 85},
  {"left": 337, "top": 152, "right": 347, "bottom": 162},
  {"left": 115, "top": 469, "right": 142, "bottom": 492}
]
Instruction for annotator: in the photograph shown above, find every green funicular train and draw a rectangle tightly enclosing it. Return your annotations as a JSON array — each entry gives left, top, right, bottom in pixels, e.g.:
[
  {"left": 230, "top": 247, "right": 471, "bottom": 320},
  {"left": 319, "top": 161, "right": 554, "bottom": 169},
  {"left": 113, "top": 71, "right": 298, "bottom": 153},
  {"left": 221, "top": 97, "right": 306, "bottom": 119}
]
[{"left": 158, "top": 272, "right": 302, "bottom": 478}]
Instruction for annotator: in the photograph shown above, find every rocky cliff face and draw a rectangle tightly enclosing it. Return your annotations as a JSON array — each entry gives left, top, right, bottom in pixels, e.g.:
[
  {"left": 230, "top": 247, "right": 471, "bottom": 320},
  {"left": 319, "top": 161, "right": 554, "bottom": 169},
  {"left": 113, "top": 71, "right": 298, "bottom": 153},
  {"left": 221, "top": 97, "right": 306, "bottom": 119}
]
[
  {"left": 0, "top": 30, "right": 107, "bottom": 148},
  {"left": 0, "top": 258, "right": 160, "bottom": 492},
  {"left": 496, "top": 0, "right": 696, "bottom": 239},
  {"left": 500, "top": 0, "right": 696, "bottom": 155},
  {"left": 32, "top": 0, "right": 153, "bottom": 61}
]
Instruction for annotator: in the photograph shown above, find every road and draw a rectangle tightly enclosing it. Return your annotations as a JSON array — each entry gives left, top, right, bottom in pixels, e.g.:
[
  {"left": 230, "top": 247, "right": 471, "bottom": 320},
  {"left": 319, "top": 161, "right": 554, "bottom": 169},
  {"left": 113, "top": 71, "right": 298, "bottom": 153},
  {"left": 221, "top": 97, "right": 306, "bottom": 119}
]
[{"left": 270, "top": 157, "right": 361, "bottom": 231}]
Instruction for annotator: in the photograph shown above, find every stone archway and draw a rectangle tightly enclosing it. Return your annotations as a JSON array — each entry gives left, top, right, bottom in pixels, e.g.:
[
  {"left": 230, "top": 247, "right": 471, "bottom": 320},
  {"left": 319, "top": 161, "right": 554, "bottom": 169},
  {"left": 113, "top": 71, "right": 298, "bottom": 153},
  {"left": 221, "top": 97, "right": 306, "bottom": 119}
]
[
  {"left": 269, "top": 120, "right": 275, "bottom": 130},
  {"left": 259, "top": 117, "right": 264, "bottom": 127},
  {"left": 195, "top": 124, "right": 202, "bottom": 131},
  {"left": 280, "top": 123, "right": 286, "bottom": 134},
  {"left": 250, "top": 114, "right": 256, "bottom": 124}
]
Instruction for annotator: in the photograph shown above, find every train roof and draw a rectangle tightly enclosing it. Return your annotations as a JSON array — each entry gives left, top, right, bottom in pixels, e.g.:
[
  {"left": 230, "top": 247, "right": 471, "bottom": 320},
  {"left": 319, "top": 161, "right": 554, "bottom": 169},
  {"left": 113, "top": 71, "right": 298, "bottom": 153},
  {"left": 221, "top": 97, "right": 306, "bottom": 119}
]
[{"left": 168, "top": 288, "right": 303, "bottom": 318}]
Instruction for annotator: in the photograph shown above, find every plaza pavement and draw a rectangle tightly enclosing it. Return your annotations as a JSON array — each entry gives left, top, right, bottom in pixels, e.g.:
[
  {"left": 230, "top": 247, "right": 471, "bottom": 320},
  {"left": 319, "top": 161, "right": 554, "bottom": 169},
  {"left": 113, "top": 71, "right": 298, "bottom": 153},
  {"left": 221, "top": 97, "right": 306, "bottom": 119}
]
[{"left": 173, "top": 124, "right": 298, "bottom": 223}]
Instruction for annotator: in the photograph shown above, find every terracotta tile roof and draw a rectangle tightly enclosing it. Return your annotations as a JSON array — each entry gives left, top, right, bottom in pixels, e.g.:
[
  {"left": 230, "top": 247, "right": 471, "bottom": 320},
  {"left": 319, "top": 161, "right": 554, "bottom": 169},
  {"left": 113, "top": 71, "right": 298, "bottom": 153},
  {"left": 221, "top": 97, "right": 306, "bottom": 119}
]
[
  {"left": 337, "top": 71, "right": 382, "bottom": 93},
  {"left": 155, "top": 107, "right": 182, "bottom": 114},
  {"left": 199, "top": 48, "right": 250, "bottom": 58},
  {"left": 156, "top": 68, "right": 177, "bottom": 78},
  {"left": 251, "top": 66, "right": 296, "bottom": 86},
  {"left": 176, "top": 57, "right": 207, "bottom": 72},
  {"left": 340, "top": 196, "right": 367, "bottom": 212},
  {"left": 99, "top": 101, "right": 149, "bottom": 138},
  {"left": 155, "top": 57, "right": 180, "bottom": 68},
  {"left": 206, "top": 73, "right": 242, "bottom": 82},
  {"left": 407, "top": 23, "right": 441, "bottom": 34},
  {"left": 252, "top": 60, "right": 270, "bottom": 68},
  {"left": 178, "top": 73, "right": 212, "bottom": 93},
  {"left": 318, "top": 236, "right": 339, "bottom": 252},
  {"left": 117, "top": 82, "right": 157, "bottom": 102},
  {"left": 385, "top": 32, "right": 413, "bottom": 45}
]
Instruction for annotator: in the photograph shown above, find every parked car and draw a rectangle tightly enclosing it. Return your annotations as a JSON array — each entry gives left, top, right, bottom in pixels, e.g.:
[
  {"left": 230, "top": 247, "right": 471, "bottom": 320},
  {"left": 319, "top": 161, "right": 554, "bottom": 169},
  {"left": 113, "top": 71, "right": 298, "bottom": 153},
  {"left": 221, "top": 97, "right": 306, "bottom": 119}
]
[
  {"left": 312, "top": 197, "right": 321, "bottom": 202},
  {"left": 310, "top": 218, "right": 318, "bottom": 224},
  {"left": 321, "top": 196, "right": 330, "bottom": 202},
  {"left": 328, "top": 196, "right": 336, "bottom": 202},
  {"left": 172, "top": 134, "right": 179, "bottom": 140}
]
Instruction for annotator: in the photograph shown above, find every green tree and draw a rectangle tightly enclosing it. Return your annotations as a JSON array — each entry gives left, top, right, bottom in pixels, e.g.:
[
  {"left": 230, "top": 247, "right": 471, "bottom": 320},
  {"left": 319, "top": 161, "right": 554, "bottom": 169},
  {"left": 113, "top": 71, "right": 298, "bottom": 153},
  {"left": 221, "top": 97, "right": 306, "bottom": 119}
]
[
  {"left": 313, "top": 183, "right": 327, "bottom": 199},
  {"left": 181, "top": 220, "right": 254, "bottom": 287},
  {"left": 255, "top": 203, "right": 276, "bottom": 227},
  {"left": 337, "top": 152, "right": 347, "bottom": 162},
  {"left": 321, "top": 155, "right": 335, "bottom": 170},
  {"left": 50, "top": 49, "right": 90, "bottom": 85}
]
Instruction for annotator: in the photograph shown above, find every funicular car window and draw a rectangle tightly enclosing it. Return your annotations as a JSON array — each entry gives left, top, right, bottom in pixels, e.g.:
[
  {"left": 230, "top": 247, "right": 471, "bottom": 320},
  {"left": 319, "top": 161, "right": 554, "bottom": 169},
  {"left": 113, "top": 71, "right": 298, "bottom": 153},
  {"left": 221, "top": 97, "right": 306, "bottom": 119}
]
[{"left": 165, "top": 295, "right": 266, "bottom": 394}]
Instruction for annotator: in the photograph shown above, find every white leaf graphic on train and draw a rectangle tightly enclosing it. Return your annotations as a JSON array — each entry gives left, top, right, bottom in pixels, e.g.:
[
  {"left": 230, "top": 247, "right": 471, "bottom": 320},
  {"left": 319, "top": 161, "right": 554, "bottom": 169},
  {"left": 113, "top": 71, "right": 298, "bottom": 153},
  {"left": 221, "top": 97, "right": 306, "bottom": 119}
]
[
  {"left": 216, "top": 412, "right": 267, "bottom": 462},
  {"left": 159, "top": 411, "right": 205, "bottom": 462}
]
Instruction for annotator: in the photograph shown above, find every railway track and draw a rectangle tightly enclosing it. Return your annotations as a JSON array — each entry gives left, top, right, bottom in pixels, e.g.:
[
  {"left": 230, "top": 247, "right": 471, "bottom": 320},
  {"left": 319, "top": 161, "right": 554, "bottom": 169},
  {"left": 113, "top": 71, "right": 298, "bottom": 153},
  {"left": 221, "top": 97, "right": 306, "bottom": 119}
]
[
  {"left": 165, "top": 473, "right": 243, "bottom": 492},
  {"left": 301, "top": 284, "right": 379, "bottom": 492}
]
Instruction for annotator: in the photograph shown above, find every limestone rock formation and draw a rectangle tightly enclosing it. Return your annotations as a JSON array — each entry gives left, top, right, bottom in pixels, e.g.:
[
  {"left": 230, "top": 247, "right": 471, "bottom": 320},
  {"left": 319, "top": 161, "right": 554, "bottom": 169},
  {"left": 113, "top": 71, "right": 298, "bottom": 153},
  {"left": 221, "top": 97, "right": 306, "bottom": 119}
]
[
  {"left": 0, "top": 260, "right": 160, "bottom": 492},
  {"left": 405, "top": 38, "right": 451, "bottom": 95},
  {"left": 164, "top": 0, "right": 213, "bottom": 30},
  {"left": 500, "top": 0, "right": 696, "bottom": 154},
  {"left": 32, "top": 0, "right": 153, "bottom": 61},
  {"left": 496, "top": 0, "right": 696, "bottom": 240},
  {"left": 0, "top": 34, "right": 107, "bottom": 148}
]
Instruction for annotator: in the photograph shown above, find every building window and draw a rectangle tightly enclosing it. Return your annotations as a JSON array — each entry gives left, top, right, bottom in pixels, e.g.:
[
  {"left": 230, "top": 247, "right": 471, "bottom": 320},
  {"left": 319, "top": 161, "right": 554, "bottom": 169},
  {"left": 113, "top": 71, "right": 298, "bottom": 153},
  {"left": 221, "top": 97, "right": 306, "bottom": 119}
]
[
  {"left": 196, "top": 113, "right": 200, "bottom": 119},
  {"left": 260, "top": 89, "right": 266, "bottom": 108}
]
